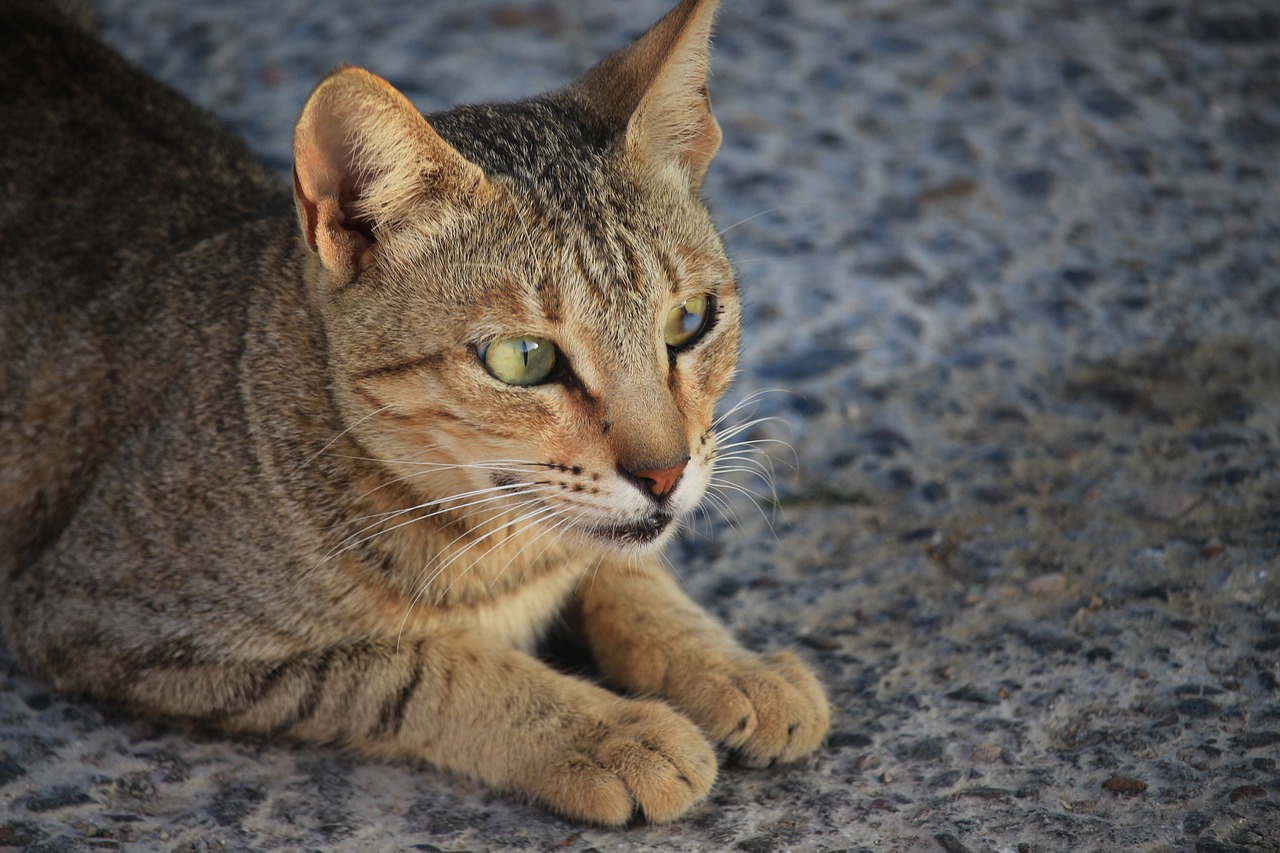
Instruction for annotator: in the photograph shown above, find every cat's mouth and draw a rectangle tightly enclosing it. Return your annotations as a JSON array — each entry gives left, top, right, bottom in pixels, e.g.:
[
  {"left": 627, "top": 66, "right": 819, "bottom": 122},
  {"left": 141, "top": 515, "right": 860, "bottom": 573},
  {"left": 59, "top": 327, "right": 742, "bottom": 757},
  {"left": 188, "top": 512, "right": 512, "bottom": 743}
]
[
  {"left": 488, "top": 474, "right": 676, "bottom": 547},
  {"left": 583, "top": 512, "right": 675, "bottom": 547}
]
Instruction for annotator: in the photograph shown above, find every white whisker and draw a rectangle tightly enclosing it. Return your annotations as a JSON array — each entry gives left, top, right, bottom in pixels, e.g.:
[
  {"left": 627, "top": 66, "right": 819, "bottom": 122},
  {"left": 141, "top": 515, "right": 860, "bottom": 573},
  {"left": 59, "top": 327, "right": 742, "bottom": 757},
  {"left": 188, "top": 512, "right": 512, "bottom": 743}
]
[
  {"left": 485, "top": 508, "right": 582, "bottom": 591},
  {"left": 343, "top": 479, "right": 546, "bottom": 528},
  {"left": 710, "top": 388, "right": 786, "bottom": 429},
  {"left": 725, "top": 255, "right": 790, "bottom": 266},
  {"left": 413, "top": 501, "right": 562, "bottom": 594},
  {"left": 318, "top": 483, "right": 557, "bottom": 572},
  {"left": 716, "top": 436, "right": 798, "bottom": 456},
  {"left": 294, "top": 404, "right": 393, "bottom": 474},
  {"left": 713, "top": 453, "right": 784, "bottom": 488},
  {"left": 574, "top": 553, "right": 608, "bottom": 595},
  {"left": 708, "top": 477, "right": 779, "bottom": 537},
  {"left": 715, "top": 415, "right": 791, "bottom": 442},
  {"left": 718, "top": 206, "right": 785, "bottom": 237},
  {"left": 395, "top": 499, "right": 567, "bottom": 646}
]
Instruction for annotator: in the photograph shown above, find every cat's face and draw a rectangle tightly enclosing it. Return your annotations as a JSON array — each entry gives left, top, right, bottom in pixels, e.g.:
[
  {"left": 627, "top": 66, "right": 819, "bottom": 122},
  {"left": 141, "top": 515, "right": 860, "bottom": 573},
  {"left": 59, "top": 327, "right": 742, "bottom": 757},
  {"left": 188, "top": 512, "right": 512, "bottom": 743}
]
[
  {"left": 291, "top": 0, "right": 732, "bottom": 554},
  {"left": 323, "top": 156, "right": 739, "bottom": 553}
]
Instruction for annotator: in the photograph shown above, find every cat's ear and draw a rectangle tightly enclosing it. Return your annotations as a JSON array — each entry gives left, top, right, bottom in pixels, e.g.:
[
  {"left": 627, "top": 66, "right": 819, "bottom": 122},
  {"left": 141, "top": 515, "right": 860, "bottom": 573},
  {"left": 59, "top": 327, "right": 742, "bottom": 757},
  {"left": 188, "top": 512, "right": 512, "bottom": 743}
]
[
  {"left": 292, "top": 65, "right": 485, "bottom": 285},
  {"left": 574, "top": 0, "right": 722, "bottom": 191}
]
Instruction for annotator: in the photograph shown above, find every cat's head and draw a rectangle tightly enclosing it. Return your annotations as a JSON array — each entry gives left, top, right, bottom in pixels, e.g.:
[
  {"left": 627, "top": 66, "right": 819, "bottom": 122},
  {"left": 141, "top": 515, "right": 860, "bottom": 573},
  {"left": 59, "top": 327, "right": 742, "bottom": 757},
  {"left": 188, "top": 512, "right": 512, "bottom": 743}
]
[{"left": 291, "top": 0, "right": 737, "bottom": 553}]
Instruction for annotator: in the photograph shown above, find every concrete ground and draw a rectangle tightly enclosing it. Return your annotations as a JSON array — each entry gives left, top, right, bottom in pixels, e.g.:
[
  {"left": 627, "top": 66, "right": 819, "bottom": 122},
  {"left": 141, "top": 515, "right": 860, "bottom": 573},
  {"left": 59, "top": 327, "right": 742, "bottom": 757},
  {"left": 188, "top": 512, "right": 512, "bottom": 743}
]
[{"left": 3, "top": 0, "right": 1278, "bottom": 850}]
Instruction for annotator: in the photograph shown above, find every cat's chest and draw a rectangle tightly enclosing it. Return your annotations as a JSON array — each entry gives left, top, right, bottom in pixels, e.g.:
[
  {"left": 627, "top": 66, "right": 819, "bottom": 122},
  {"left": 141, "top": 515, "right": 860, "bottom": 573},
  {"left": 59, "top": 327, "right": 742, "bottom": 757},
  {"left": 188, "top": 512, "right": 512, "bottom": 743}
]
[
  {"left": 448, "top": 564, "right": 584, "bottom": 651},
  {"left": 363, "top": 545, "right": 588, "bottom": 652}
]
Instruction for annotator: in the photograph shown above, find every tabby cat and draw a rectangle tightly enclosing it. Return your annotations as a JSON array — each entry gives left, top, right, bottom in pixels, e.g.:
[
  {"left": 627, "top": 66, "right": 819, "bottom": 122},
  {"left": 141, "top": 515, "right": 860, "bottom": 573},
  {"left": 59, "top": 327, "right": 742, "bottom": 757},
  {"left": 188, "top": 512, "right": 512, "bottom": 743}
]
[{"left": 0, "top": 0, "right": 828, "bottom": 824}]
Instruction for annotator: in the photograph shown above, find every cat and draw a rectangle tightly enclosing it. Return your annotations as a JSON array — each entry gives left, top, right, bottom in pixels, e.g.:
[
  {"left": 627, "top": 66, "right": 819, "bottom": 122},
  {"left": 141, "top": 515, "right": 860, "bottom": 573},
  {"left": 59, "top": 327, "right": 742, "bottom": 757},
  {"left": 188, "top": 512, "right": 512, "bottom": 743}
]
[{"left": 0, "top": 0, "right": 828, "bottom": 825}]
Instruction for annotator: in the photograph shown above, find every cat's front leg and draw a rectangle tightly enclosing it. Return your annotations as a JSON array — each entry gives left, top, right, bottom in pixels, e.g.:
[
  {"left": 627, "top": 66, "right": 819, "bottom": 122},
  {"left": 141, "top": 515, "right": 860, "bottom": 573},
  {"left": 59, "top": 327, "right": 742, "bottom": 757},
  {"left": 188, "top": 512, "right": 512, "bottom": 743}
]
[
  {"left": 107, "top": 633, "right": 715, "bottom": 825},
  {"left": 577, "top": 559, "right": 830, "bottom": 767}
]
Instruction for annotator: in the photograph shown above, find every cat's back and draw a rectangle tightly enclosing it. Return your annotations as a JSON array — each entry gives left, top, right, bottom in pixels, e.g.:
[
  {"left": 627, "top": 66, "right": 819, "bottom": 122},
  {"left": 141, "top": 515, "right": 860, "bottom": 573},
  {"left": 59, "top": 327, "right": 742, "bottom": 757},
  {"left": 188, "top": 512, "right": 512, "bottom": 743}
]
[
  {"left": 0, "top": 0, "right": 284, "bottom": 292},
  {"left": 0, "top": 0, "right": 292, "bottom": 574}
]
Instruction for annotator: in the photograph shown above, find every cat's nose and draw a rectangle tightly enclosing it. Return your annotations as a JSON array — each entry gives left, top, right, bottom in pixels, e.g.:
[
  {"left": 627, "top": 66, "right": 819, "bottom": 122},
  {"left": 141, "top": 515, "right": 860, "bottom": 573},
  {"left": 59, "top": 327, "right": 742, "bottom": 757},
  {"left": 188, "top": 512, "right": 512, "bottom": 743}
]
[{"left": 624, "top": 458, "right": 689, "bottom": 500}]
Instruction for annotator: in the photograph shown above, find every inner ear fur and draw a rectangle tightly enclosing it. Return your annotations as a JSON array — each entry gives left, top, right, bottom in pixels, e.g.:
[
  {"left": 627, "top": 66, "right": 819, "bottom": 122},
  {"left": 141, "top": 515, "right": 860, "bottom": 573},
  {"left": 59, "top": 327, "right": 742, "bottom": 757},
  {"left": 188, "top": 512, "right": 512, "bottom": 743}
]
[
  {"left": 571, "top": 0, "right": 722, "bottom": 190},
  {"left": 292, "top": 65, "right": 485, "bottom": 285}
]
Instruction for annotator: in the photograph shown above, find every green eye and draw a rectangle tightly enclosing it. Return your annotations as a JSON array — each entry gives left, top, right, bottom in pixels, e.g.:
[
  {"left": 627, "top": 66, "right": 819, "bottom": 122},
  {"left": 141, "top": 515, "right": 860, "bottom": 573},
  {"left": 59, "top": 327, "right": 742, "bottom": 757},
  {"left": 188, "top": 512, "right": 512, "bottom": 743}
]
[
  {"left": 482, "top": 336, "right": 558, "bottom": 386},
  {"left": 664, "top": 295, "right": 713, "bottom": 349}
]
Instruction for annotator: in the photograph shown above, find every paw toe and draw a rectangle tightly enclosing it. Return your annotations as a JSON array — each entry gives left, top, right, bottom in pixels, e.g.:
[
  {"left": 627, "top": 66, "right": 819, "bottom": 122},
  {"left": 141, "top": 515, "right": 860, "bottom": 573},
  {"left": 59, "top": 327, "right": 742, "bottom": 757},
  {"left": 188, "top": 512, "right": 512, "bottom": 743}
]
[
  {"left": 544, "top": 700, "right": 716, "bottom": 826},
  {"left": 697, "top": 653, "right": 830, "bottom": 765}
]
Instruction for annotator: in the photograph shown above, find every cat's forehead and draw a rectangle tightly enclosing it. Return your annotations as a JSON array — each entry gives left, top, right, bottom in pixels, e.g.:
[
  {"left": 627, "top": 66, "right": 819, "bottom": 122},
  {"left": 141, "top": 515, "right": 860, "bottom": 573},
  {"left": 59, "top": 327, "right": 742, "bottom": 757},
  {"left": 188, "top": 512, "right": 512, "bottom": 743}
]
[
  {"left": 449, "top": 203, "right": 728, "bottom": 339},
  {"left": 428, "top": 98, "right": 612, "bottom": 192},
  {"left": 499, "top": 184, "right": 730, "bottom": 321},
  {"left": 419, "top": 96, "right": 732, "bottom": 342}
]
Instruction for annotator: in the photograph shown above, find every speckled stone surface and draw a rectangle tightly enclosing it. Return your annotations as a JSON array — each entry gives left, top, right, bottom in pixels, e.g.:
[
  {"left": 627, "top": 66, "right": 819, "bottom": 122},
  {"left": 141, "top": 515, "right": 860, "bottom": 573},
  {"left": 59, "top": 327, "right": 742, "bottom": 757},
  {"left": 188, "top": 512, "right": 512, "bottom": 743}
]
[{"left": 4, "top": 1, "right": 1279, "bottom": 850}]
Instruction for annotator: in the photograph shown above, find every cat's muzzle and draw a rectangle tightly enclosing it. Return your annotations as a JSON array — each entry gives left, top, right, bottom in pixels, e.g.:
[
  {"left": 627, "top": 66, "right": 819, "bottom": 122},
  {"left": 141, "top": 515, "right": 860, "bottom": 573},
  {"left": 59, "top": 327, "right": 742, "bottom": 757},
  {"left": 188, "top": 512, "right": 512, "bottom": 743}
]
[{"left": 587, "top": 511, "right": 675, "bottom": 547}]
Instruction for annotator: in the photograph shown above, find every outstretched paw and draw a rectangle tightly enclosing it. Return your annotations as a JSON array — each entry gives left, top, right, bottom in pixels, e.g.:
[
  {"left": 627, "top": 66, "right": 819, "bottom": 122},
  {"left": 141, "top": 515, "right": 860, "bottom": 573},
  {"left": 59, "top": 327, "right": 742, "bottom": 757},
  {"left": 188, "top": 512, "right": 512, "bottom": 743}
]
[
  {"left": 666, "top": 650, "right": 829, "bottom": 767},
  {"left": 523, "top": 698, "right": 717, "bottom": 826}
]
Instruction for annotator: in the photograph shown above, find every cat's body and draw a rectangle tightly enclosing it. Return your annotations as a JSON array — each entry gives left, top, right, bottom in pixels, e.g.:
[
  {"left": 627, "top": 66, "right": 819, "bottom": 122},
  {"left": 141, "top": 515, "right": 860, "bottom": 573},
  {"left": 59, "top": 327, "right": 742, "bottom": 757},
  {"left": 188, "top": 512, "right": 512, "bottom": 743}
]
[{"left": 0, "top": 0, "right": 827, "bottom": 824}]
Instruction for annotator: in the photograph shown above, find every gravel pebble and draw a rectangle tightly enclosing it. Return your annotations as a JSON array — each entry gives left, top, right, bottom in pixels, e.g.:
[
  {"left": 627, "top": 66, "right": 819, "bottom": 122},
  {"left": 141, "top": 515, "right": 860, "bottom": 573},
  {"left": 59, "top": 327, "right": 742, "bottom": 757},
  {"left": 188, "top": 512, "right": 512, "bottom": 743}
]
[{"left": 1102, "top": 776, "right": 1149, "bottom": 796}]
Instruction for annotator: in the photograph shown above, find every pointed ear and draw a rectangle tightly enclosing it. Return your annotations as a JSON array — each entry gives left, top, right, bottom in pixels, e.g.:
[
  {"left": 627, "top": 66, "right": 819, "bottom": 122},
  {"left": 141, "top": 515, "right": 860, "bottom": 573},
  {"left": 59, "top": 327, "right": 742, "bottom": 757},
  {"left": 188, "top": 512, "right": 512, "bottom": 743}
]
[
  {"left": 573, "top": 0, "right": 722, "bottom": 191},
  {"left": 292, "top": 65, "right": 485, "bottom": 285}
]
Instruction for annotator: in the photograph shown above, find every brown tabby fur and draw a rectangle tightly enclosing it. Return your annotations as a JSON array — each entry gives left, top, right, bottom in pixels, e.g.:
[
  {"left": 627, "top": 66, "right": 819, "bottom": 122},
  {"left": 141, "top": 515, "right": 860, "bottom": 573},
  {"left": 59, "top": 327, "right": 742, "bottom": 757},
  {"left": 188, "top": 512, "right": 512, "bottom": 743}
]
[{"left": 0, "top": 0, "right": 828, "bottom": 824}]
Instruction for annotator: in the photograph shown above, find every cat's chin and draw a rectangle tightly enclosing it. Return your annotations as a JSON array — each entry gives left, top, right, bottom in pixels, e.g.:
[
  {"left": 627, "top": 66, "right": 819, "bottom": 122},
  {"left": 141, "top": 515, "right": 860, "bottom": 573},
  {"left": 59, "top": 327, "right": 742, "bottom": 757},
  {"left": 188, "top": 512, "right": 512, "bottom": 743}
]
[{"left": 579, "top": 512, "right": 676, "bottom": 550}]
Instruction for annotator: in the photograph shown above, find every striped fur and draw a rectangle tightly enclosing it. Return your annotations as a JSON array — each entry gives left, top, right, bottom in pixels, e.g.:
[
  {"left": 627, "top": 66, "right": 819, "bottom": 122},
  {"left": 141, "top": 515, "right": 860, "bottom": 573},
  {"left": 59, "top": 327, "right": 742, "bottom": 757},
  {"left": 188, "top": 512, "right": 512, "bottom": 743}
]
[{"left": 0, "top": 0, "right": 827, "bottom": 824}]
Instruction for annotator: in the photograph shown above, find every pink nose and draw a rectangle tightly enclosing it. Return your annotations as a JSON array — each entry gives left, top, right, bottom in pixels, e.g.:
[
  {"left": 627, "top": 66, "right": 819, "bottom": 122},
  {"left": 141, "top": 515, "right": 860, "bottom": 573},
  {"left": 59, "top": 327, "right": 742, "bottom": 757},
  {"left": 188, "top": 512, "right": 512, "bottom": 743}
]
[{"left": 627, "top": 458, "right": 689, "bottom": 498}]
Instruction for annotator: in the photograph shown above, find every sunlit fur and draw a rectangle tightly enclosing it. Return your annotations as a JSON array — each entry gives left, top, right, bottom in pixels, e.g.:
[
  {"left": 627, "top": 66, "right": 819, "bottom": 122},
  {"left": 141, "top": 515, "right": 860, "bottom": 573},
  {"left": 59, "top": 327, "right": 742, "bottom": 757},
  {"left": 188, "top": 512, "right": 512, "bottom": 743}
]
[{"left": 0, "top": 0, "right": 827, "bottom": 826}]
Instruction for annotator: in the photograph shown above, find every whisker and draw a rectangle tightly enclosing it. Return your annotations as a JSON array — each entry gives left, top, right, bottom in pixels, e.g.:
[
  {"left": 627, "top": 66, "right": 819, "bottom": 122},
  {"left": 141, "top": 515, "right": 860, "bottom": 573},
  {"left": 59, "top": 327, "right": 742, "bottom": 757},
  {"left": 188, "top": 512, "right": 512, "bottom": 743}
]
[
  {"left": 713, "top": 453, "right": 783, "bottom": 488},
  {"left": 709, "top": 477, "right": 780, "bottom": 537},
  {"left": 710, "top": 388, "right": 788, "bottom": 430},
  {"left": 715, "top": 415, "right": 792, "bottom": 442},
  {"left": 574, "top": 552, "right": 609, "bottom": 596},
  {"left": 714, "top": 448, "right": 788, "bottom": 467},
  {"left": 327, "top": 453, "right": 548, "bottom": 474},
  {"left": 700, "top": 484, "right": 772, "bottom": 548},
  {"left": 343, "top": 479, "right": 546, "bottom": 528},
  {"left": 413, "top": 501, "right": 563, "bottom": 594},
  {"left": 294, "top": 404, "right": 393, "bottom": 474},
  {"left": 714, "top": 463, "right": 777, "bottom": 482},
  {"left": 313, "top": 449, "right": 546, "bottom": 514},
  {"left": 395, "top": 500, "right": 566, "bottom": 645},
  {"left": 717, "top": 205, "right": 785, "bottom": 237},
  {"left": 716, "top": 436, "right": 798, "bottom": 455},
  {"left": 659, "top": 550, "right": 690, "bottom": 590},
  {"left": 427, "top": 492, "right": 554, "bottom": 565},
  {"left": 724, "top": 255, "right": 792, "bottom": 266},
  {"left": 402, "top": 510, "right": 572, "bottom": 642},
  {"left": 327, "top": 453, "right": 558, "bottom": 527},
  {"left": 297, "top": 488, "right": 549, "bottom": 594},
  {"left": 701, "top": 483, "right": 741, "bottom": 523},
  {"left": 687, "top": 504, "right": 717, "bottom": 541},
  {"left": 319, "top": 484, "right": 556, "bottom": 571},
  {"left": 715, "top": 465, "right": 781, "bottom": 507},
  {"left": 484, "top": 507, "right": 583, "bottom": 592}
]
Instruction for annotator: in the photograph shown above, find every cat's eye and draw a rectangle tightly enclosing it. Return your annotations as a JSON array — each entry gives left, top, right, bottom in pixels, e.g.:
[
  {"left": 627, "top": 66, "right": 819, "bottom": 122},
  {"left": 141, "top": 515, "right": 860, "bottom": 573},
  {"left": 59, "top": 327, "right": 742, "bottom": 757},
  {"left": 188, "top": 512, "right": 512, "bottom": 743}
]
[
  {"left": 481, "top": 335, "right": 558, "bottom": 386},
  {"left": 664, "top": 295, "right": 713, "bottom": 350}
]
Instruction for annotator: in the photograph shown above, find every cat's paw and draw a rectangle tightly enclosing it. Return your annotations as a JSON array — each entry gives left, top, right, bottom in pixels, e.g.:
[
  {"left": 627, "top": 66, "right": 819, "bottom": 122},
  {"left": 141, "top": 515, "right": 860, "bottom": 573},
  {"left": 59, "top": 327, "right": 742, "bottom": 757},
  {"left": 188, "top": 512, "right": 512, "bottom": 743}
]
[
  {"left": 667, "top": 650, "right": 829, "bottom": 767},
  {"left": 526, "top": 698, "right": 717, "bottom": 826}
]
